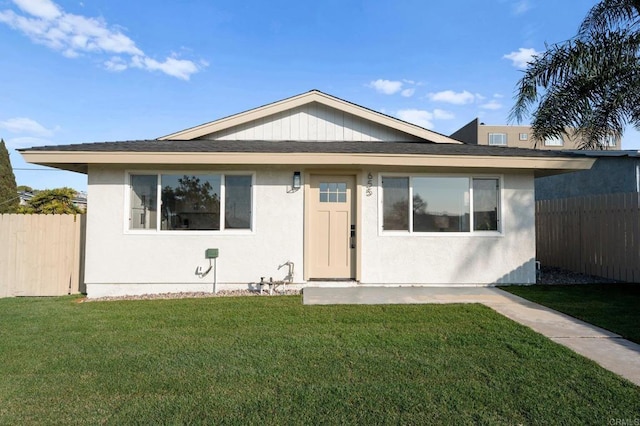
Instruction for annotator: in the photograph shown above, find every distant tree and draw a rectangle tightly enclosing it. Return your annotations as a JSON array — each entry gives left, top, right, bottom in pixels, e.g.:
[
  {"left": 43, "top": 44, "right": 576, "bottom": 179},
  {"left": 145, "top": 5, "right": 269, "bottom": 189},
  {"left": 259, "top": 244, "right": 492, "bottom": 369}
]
[
  {"left": 0, "top": 139, "right": 19, "bottom": 213},
  {"left": 16, "top": 185, "right": 33, "bottom": 193},
  {"left": 18, "top": 187, "right": 84, "bottom": 214}
]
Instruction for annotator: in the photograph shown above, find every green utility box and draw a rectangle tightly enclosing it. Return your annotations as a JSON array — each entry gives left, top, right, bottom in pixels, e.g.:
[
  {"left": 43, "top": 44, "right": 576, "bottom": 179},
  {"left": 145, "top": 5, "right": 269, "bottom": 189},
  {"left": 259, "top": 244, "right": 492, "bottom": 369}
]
[{"left": 205, "top": 248, "right": 219, "bottom": 259}]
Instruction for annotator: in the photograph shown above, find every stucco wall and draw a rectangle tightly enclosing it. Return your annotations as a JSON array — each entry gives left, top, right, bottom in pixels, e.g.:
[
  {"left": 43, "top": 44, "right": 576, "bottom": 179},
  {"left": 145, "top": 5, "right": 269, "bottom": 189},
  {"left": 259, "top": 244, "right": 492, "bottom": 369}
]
[
  {"left": 85, "top": 166, "right": 305, "bottom": 296},
  {"left": 85, "top": 166, "right": 537, "bottom": 296},
  {"left": 535, "top": 157, "right": 639, "bottom": 200},
  {"left": 358, "top": 171, "right": 536, "bottom": 284}
]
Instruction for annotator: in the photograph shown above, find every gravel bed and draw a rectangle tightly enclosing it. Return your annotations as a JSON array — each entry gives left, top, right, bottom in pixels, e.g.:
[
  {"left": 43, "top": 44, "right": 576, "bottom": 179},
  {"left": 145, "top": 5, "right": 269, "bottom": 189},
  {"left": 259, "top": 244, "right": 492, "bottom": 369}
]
[
  {"left": 537, "top": 266, "right": 621, "bottom": 285},
  {"left": 83, "top": 289, "right": 301, "bottom": 302}
]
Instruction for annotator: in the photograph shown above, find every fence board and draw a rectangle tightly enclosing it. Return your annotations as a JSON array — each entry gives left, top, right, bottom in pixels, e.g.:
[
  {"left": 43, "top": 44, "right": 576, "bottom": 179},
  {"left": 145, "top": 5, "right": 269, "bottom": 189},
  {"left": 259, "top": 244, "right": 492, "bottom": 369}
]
[
  {"left": 0, "top": 214, "right": 86, "bottom": 297},
  {"left": 536, "top": 193, "right": 640, "bottom": 282}
]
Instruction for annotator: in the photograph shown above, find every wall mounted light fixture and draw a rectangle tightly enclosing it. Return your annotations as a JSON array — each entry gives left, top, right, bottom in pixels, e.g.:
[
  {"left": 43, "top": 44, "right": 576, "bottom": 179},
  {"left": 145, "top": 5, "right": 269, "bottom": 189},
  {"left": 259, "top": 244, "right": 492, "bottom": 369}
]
[{"left": 292, "top": 171, "right": 301, "bottom": 190}]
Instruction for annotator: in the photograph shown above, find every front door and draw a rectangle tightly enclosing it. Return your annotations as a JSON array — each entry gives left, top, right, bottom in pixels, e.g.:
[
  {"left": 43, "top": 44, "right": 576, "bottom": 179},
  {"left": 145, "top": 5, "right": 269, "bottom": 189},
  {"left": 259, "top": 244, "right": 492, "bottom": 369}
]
[{"left": 308, "top": 175, "right": 356, "bottom": 279}]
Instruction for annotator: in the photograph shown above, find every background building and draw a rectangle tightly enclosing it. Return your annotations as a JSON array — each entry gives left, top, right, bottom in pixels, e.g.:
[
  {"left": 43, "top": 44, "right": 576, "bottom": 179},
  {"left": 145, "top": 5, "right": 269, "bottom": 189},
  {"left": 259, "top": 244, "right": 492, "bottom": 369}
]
[{"left": 450, "top": 118, "right": 620, "bottom": 150}]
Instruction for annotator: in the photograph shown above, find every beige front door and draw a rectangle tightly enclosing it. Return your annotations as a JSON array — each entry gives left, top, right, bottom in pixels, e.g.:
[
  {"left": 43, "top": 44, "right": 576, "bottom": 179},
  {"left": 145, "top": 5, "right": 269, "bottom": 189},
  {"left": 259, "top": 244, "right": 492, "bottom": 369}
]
[{"left": 308, "top": 175, "right": 356, "bottom": 279}]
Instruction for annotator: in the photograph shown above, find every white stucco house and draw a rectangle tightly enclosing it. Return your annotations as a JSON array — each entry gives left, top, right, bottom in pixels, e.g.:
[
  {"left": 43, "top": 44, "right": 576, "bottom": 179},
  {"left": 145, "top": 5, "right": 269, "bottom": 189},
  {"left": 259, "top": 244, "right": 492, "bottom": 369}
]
[{"left": 20, "top": 90, "right": 594, "bottom": 297}]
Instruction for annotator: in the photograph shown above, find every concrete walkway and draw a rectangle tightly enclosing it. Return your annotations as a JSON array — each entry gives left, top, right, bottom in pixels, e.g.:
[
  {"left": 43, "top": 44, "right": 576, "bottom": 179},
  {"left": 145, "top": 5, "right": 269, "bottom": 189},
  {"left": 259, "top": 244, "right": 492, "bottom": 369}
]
[{"left": 303, "top": 286, "right": 640, "bottom": 386}]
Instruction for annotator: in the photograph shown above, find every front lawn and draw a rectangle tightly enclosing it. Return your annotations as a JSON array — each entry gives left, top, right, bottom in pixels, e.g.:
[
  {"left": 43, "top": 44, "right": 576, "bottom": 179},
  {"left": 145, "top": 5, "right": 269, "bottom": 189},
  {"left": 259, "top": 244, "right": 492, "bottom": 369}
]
[
  {"left": 0, "top": 296, "right": 638, "bottom": 424},
  {"left": 501, "top": 284, "right": 640, "bottom": 344}
]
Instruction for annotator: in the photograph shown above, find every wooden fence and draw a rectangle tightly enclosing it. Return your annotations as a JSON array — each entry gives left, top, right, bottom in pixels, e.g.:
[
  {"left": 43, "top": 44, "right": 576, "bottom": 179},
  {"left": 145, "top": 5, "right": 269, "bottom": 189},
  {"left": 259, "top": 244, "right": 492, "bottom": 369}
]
[
  {"left": 536, "top": 193, "right": 640, "bottom": 282},
  {"left": 0, "top": 214, "right": 86, "bottom": 297}
]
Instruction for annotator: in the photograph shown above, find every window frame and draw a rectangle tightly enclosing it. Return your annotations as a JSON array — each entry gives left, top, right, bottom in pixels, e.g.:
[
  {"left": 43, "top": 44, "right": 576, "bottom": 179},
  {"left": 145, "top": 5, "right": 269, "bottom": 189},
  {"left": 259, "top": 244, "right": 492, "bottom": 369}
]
[
  {"left": 124, "top": 170, "right": 255, "bottom": 235},
  {"left": 378, "top": 173, "right": 503, "bottom": 236},
  {"left": 604, "top": 136, "right": 617, "bottom": 147},
  {"left": 544, "top": 136, "right": 564, "bottom": 146},
  {"left": 519, "top": 133, "right": 528, "bottom": 141},
  {"left": 488, "top": 133, "right": 508, "bottom": 146}
]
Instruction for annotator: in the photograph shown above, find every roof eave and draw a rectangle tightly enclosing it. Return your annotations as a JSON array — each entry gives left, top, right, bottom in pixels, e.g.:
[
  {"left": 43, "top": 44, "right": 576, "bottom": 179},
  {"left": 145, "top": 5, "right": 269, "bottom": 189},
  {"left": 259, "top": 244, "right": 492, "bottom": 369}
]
[{"left": 20, "top": 150, "right": 595, "bottom": 175}]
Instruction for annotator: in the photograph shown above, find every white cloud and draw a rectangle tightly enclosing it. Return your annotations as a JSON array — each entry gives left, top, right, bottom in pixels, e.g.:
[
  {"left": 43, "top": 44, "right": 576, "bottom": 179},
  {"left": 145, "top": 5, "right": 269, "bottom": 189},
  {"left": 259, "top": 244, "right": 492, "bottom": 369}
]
[
  {"left": 0, "top": 0, "right": 203, "bottom": 80},
  {"left": 400, "top": 88, "right": 415, "bottom": 97},
  {"left": 369, "top": 78, "right": 421, "bottom": 96},
  {"left": 503, "top": 47, "right": 540, "bottom": 69},
  {"left": 369, "top": 79, "right": 403, "bottom": 95},
  {"left": 480, "top": 100, "right": 503, "bottom": 110},
  {"left": 0, "top": 117, "right": 57, "bottom": 137},
  {"left": 433, "top": 109, "right": 454, "bottom": 120},
  {"left": 104, "top": 56, "right": 127, "bottom": 72},
  {"left": 13, "top": 0, "right": 60, "bottom": 19},
  {"left": 428, "top": 90, "right": 475, "bottom": 105},
  {"left": 396, "top": 108, "right": 454, "bottom": 129},
  {"left": 131, "top": 55, "right": 202, "bottom": 81},
  {"left": 513, "top": 0, "right": 531, "bottom": 15},
  {"left": 397, "top": 109, "right": 434, "bottom": 128}
]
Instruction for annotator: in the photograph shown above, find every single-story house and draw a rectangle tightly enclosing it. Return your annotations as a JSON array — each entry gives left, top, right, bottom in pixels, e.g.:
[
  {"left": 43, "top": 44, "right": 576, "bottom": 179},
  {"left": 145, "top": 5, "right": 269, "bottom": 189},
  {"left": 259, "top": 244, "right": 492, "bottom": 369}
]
[{"left": 20, "top": 90, "right": 594, "bottom": 297}]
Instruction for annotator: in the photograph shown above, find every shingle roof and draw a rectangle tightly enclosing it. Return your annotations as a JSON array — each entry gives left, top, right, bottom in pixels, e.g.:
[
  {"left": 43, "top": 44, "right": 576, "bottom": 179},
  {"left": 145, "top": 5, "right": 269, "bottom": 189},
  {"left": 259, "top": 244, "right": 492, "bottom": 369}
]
[{"left": 19, "top": 139, "right": 584, "bottom": 158}]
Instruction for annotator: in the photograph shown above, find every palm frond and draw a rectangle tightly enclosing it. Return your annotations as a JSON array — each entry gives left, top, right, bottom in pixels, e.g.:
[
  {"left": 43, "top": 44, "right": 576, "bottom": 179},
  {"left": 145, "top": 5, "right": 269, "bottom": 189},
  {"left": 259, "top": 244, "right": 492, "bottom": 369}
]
[{"left": 579, "top": 0, "right": 640, "bottom": 36}]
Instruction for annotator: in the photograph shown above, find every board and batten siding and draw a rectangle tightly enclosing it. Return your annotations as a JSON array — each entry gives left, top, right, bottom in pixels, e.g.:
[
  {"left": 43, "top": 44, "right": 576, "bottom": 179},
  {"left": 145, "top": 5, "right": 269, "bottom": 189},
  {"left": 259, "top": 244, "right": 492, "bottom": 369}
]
[{"left": 202, "top": 103, "right": 423, "bottom": 142}]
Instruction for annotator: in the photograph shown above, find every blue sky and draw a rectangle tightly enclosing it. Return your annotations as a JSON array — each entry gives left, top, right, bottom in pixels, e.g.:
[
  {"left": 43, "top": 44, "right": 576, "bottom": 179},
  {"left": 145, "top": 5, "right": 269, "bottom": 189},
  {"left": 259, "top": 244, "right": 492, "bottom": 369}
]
[{"left": 1, "top": 0, "right": 632, "bottom": 191}]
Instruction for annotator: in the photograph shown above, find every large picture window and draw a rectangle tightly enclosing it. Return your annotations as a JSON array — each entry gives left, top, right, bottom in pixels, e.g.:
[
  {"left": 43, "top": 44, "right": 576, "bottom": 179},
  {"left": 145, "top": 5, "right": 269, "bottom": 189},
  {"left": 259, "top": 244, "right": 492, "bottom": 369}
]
[
  {"left": 128, "top": 173, "right": 252, "bottom": 231},
  {"left": 413, "top": 177, "right": 470, "bottom": 232},
  {"left": 381, "top": 176, "right": 500, "bottom": 233}
]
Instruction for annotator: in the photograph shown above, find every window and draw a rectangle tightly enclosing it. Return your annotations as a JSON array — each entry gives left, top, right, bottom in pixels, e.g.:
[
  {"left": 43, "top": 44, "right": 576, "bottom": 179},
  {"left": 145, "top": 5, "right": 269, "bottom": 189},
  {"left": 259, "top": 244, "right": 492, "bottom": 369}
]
[
  {"left": 319, "top": 182, "right": 347, "bottom": 203},
  {"left": 161, "top": 174, "right": 221, "bottom": 230},
  {"left": 544, "top": 136, "right": 564, "bottom": 146},
  {"left": 130, "top": 175, "right": 158, "bottom": 230},
  {"left": 128, "top": 173, "right": 252, "bottom": 231},
  {"left": 519, "top": 133, "right": 528, "bottom": 141},
  {"left": 225, "top": 176, "right": 252, "bottom": 229},
  {"left": 382, "top": 176, "right": 500, "bottom": 233},
  {"left": 382, "top": 177, "right": 409, "bottom": 230},
  {"left": 488, "top": 133, "right": 507, "bottom": 146},
  {"left": 604, "top": 136, "right": 617, "bottom": 147},
  {"left": 473, "top": 179, "right": 499, "bottom": 231},
  {"left": 413, "top": 177, "right": 469, "bottom": 232}
]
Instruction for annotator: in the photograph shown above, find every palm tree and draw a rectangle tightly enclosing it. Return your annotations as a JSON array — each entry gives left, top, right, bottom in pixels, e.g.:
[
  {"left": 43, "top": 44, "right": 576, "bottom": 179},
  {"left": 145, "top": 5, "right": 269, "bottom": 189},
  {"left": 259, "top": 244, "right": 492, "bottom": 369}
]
[{"left": 510, "top": 0, "right": 640, "bottom": 149}]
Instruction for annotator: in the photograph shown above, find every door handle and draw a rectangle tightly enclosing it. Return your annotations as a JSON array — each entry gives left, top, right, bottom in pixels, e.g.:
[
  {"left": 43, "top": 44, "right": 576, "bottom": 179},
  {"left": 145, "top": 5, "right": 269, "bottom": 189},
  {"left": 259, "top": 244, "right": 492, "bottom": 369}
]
[{"left": 350, "top": 225, "right": 356, "bottom": 249}]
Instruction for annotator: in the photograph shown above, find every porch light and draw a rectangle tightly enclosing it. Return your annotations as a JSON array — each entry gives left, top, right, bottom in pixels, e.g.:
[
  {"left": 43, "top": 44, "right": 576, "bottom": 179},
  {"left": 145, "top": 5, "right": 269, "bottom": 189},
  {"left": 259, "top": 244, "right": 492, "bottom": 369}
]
[{"left": 292, "top": 171, "right": 301, "bottom": 190}]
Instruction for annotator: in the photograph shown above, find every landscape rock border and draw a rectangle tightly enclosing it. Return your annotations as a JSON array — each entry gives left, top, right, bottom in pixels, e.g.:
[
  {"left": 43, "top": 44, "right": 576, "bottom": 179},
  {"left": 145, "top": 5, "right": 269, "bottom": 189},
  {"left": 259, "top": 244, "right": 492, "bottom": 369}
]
[{"left": 81, "top": 267, "right": 619, "bottom": 302}]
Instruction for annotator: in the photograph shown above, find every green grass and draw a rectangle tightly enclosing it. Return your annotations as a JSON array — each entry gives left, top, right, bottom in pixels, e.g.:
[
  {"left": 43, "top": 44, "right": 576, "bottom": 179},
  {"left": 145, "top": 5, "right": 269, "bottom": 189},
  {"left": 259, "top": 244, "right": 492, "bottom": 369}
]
[
  {"left": 0, "top": 296, "right": 638, "bottom": 424},
  {"left": 501, "top": 284, "right": 640, "bottom": 344}
]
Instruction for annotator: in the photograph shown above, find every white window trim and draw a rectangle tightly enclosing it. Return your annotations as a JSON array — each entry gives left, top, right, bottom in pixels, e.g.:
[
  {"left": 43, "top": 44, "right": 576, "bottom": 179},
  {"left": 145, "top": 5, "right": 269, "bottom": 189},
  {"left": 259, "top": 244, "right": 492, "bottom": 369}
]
[
  {"left": 519, "top": 133, "right": 528, "bottom": 141},
  {"left": 124, "top": 170, "right": 255, "bottom": 235},
  {"left": 378, "top": 173, "right": 503, "bottom": 237}
]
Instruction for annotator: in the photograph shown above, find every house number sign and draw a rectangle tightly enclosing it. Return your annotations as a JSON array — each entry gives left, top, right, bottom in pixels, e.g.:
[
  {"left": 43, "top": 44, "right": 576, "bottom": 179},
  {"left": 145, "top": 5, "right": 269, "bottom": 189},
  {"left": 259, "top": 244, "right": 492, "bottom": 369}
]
[{"left": 366, "top": 172, "right": 373, "bottom": 197}]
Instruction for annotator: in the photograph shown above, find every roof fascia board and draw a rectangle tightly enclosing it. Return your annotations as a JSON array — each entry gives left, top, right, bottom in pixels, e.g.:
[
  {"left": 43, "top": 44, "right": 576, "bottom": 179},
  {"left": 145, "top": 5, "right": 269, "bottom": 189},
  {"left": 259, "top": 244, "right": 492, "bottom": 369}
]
[
  {"left": 21, "top": 151, "right": 595, "bottom": 171},
  {"left": 158, "top": 91, "right": 460, "bottom": 144}
]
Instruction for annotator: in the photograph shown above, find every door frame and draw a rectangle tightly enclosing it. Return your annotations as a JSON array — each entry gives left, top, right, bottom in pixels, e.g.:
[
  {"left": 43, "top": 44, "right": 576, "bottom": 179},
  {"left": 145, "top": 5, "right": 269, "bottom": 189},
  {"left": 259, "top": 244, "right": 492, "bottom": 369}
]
[{"left": 303, "top": 170, "right": 361, "bottom": 281}]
